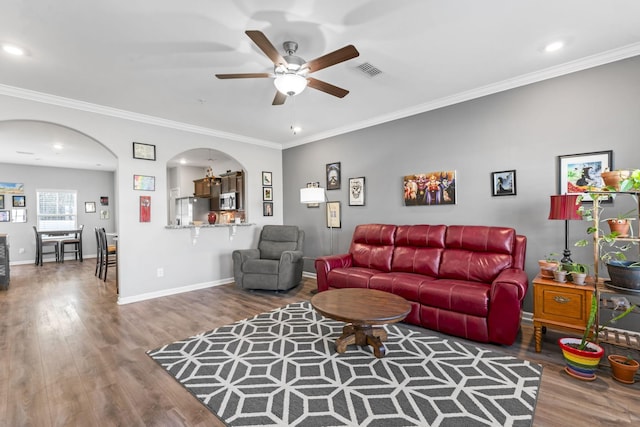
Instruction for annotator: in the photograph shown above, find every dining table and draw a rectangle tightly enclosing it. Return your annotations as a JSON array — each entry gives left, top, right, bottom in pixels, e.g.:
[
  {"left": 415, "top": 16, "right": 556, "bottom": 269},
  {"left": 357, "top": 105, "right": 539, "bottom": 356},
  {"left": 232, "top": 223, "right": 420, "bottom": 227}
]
[{"left": 36, "top": 228, "right": 83, "bottom": 265}]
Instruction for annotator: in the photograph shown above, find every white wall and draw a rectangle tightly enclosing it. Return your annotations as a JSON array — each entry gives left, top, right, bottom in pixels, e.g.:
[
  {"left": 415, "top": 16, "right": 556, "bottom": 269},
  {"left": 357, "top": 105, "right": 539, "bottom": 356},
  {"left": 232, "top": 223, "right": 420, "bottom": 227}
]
[{"left": 0, "top": 94, "right": 284, "bottom": 303}]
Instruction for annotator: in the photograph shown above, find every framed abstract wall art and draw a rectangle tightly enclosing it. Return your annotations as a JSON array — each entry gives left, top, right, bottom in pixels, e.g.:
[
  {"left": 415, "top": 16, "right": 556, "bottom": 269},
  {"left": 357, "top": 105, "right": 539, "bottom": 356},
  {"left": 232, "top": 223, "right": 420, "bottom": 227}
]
[
  {"left": 140, "top": 196, "right": 151, "bottom": 222},
  {"left": 133, "top": 175, "right": 155, "bottom": 191},
  {"left": 349, "top": 177, "right": 365, "bottom": 206},
  {"left": 403, "top": 171, "right": 456, "bottom": 206},
  {"left": 558, "top": 150, "right": 612, "bottom": 203},
  {"left": 491, "top": 170, "right": 517, "bottom": 196}
]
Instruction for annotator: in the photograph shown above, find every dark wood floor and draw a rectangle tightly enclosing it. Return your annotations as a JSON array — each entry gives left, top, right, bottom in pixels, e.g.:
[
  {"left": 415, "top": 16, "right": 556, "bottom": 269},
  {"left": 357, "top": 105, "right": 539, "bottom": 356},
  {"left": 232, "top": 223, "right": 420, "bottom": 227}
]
[{"left": 1, "top": 261, "right": 638, "bottom": 426}]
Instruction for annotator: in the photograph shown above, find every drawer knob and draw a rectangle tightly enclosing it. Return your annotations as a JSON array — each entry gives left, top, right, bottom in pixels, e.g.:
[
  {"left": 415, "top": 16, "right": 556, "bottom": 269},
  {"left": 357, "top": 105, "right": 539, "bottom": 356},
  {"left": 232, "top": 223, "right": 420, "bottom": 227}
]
[{"left": 554, "top": 295, "right": 571, "bottom": 304}]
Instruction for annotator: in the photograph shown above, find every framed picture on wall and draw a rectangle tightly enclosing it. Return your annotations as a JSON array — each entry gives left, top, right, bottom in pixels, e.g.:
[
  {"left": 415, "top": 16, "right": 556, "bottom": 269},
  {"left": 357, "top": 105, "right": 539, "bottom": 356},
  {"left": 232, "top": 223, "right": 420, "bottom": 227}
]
[
  {"left": 403, "top": 171, "right": 456, "bottom": 206},
  {"left": 558, "top": 150, "right": 612, "bottom": 203},
  {"left": 133, "top": 174, "right": 155, "bottom": 191},
  {"left": 327, "top": 201, "right": 341, "bottom": 228},
  {"left": 262, "top": 171, "right": 272, "bottom": 186},
  {"left": 262, "top": 187, "right": 273, "bottom": 201},
  {"left": 263, "top": 202, "right": 273, "bottom": 216},
  {"left": 85, "top": 202, "right": 97, "bottom": 213},
  {"left": 140, "top": 196, "right": 151, "bottom": 222},
  {"left": 349, "top": 177, "right": 365, "bottom": 206},
  {"left": 12, "top": 195, "right": 25, "bottom": 207},
  {"left": 491, "top": 170, "right": 516, "bottom": 196},
  {"left": 0, "top": 195, "right": 3, "bottom": 210},
  {"left": 11, "top": 209, "right": 26, "bottom": 223},
  {"left": 326, "top": 162, "right": 341, "bottom": 190},
  {"left": 132, "top": 142, "right": 156, "bottom": 161},
  {"left": 0, "top": 210, "right": 9, "bottom": 222}
]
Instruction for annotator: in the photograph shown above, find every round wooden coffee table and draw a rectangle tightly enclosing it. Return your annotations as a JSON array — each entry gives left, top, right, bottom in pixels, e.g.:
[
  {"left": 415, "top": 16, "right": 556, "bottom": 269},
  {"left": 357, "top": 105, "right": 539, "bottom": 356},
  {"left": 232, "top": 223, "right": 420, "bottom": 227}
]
[{"left": 311, "top": 288, "right": 411, "bottom": 358}]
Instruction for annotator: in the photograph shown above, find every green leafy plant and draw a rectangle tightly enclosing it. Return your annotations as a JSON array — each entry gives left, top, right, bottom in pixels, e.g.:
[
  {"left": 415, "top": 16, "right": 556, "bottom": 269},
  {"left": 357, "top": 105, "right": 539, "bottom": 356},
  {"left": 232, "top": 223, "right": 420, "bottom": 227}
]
[
  {"left": 620, "top": 169, "right": 640, "bottom": 191},
  {"left": 577, "top": 295, "right": 637, "bottom": 350},
  {"left": 562, "top": 262, "right": 589, "bottom": 275}
]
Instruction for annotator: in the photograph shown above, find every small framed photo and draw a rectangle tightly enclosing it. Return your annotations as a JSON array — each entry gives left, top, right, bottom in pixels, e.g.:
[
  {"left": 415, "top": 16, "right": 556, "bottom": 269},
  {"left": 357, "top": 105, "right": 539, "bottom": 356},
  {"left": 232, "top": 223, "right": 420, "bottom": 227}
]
[
  {"left": 11, "top": 209, "right": 26, "bottom": 223},
  {"left": 262, "top": 171, "right": 272, "bottom": 186},
  {"left": 12, "top": 195, "right": 25, "bottom": 207},
  {"left": 558, "top": 150, "right": 612, "bottom": 203},
  {"left": 491, "top": 170, "right": 517, "bottom": 196},
  {"left": 140, "top": 196, "right": 151, "bottom": 222},
  {"left": 326, "top": 162, "right": 341, "bottom": 190},
  {"left": 327, "top": 201, "right": 341, "bottom": 228},
  {"left": 133, "top": 142, "right": 156, "bottom": 161},
  {"left": 0, "top": 195, "right": 3, "bottom": 209},
  {"left": 85, "top": 201, "right": 96, "bottom": 213},
  {"left": 100, "top": 196, "right": 109, "bottom": 206},
  {"left": 100, "top": 209, "right": 110, "bottom": 220},
  {"left": 0, "top": 210, "right": 10, "bottom": 222},
  {"left": 349, "top": 177, "right": 365, "bottom": 206},
  {"left": 262, "top": 187, "right": 273, "bottom": 201},
  {"left": 263, "top": 202, "right": 273, "bottom": 216},
  {"left": 133, "top": 175, "right": 156, "bottom": 191}
]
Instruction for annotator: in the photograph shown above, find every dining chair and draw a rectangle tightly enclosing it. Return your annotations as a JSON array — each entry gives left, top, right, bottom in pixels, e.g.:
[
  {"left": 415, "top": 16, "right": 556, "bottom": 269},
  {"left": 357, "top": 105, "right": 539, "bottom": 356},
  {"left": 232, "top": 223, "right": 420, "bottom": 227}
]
[
  {"left": 60, "top": 224, "right": 84, "bottom": 262},
  {"left": 33, "top": 226, "right": 59, "bottom": 266},
  {"left": 98, "top": 227, "right": 117, "bottom": 282},
  {"left": 94, "top": 227, "right": 102, "bottom": 277}
]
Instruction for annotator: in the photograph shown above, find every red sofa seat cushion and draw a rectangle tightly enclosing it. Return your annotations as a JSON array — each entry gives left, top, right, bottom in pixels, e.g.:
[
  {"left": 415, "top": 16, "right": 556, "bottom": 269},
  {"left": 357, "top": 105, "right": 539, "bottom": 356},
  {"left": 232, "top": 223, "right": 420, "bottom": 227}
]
[
  {"left": 349, "top": 224, "right": 397, "bottom": 272},
  {"left": 369, "top": 272, "right": 437, "bottom": 302},
  {"left": 419, "top": 279, "right": 490, "bottom": 317},
  {"left": 326, "top": 267, "right": 379, "bottom": 289}
]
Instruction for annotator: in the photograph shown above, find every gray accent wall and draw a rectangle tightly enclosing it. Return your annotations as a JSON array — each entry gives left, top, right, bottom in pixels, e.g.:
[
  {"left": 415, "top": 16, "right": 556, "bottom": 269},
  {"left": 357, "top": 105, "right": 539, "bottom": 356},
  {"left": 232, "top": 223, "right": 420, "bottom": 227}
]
[{"left": 283, "top": 55, "right": 640, "bottom": 318}]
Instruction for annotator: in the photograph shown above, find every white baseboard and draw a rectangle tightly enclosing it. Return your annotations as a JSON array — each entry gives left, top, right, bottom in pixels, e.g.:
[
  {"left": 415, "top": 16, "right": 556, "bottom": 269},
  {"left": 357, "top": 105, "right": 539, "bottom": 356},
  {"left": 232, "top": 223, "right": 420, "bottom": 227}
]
[{"left": 117, "top": 278, "right": 234, "bottom": 305}]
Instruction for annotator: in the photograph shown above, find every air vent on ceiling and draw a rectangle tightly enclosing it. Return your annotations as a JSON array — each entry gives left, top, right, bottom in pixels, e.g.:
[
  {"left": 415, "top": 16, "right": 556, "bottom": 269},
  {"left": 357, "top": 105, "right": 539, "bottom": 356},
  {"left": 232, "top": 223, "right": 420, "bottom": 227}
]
[{"left": 356, "top": 62, "right": 382, "bottom": 77}]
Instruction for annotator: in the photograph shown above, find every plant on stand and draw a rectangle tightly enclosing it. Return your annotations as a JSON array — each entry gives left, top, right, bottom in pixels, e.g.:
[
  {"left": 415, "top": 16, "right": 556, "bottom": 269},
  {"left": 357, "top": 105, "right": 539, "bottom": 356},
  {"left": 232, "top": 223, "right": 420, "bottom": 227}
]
[
  {"left": 562, "top": 262, "right": 589, "bottom": 285},
  {"left": 538, "top": 252, "right": 560, "bottom": 279},
  {"left": 558, "top": 294, "right": 636, "bottom": 381}
]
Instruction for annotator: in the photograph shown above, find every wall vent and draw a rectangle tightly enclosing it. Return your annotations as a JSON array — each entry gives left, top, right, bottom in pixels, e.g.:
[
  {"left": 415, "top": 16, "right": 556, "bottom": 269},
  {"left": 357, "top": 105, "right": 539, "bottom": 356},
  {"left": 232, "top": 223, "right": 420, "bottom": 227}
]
[{"left": 356, "top": 62, "right": 382, "bottom": 77}]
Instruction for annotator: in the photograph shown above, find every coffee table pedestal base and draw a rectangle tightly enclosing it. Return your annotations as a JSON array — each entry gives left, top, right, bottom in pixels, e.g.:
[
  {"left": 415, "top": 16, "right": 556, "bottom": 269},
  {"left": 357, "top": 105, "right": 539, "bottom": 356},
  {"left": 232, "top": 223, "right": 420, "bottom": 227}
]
[{"left": 336, "top": 324, "right": 388, "bottom": 358}]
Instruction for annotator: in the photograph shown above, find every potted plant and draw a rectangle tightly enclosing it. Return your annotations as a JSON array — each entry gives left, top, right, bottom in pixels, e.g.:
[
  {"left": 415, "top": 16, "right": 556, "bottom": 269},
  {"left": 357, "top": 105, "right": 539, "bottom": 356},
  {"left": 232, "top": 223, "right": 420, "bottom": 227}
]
[
  {"left": 539, "top": 253, "right": 560, "bottom": 279},
  {"left": 604, "top": 208, "right": 636, "bottom": 238},
  {"left": 607, "top": 354, "right": 639, "bottom": 384},
  {"left": 600, "top": 169, "right": 631, "bottom": 191},
  {"left": 562, "top": 262, "right": 589, "bottom": 285},
  {"left": 558, "top": 295, "right": 636, "bottom": 381},
  {"left": 553, "top": 265, "right": 567, "bottom": 283},
  {"left": 619, "top": 169, "right": 640, "bottom": 191}
]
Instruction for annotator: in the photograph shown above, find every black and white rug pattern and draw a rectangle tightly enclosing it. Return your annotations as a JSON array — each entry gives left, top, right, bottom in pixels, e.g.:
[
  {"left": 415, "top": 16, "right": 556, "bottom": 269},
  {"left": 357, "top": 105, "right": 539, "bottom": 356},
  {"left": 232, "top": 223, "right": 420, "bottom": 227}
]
[{"left": 147, "top": 302, "right": 541, "bottom": 427}]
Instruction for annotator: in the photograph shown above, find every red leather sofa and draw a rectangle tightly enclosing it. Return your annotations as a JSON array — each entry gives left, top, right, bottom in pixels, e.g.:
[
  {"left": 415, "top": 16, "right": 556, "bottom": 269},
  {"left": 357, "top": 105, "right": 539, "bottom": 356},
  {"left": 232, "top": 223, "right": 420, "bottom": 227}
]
[{"left": 315, "top": 224, "right": 528, "bottom": 346}]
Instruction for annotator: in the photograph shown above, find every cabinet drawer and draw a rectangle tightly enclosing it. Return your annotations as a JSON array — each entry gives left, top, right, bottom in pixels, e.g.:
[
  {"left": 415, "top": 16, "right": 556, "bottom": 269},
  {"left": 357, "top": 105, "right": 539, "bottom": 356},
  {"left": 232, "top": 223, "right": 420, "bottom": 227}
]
[{"left": 534, "top": 285, "right": 590, "bottom": 326}]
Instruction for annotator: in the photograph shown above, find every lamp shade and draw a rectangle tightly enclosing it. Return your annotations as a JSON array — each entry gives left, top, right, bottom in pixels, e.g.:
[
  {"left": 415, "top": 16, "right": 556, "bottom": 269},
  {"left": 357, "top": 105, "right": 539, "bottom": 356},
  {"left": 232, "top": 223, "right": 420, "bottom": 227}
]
[
  {"left": 274, "top": 73, "right": 307, "bottom": 96},
  {"left": 548, "top": 194, "right": 582, "bottom": 220},
  {"left": 300, "top": 187, "right": 326, "bottom": 204}
]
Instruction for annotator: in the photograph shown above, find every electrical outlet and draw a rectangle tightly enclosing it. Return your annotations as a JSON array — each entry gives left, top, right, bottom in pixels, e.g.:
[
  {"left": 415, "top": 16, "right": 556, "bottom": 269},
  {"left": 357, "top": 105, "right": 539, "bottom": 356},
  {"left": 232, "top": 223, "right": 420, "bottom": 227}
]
[{"left": 157, "top": 268, "right": 164, "bottom": 277}]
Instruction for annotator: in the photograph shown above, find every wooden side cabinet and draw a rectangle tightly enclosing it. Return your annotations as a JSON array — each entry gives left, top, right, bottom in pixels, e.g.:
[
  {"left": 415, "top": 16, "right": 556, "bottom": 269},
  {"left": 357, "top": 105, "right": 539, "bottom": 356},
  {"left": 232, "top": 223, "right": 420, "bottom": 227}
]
[{"left": 532, "top": 275, "right": 595, "bottom": 352}]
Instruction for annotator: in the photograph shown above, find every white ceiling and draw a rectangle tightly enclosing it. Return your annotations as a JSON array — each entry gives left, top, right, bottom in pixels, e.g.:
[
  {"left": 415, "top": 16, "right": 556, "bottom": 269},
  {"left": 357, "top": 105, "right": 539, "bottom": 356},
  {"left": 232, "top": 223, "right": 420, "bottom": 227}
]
[{"left": 1, "top": 0, "right": 640, "bottom": 170}]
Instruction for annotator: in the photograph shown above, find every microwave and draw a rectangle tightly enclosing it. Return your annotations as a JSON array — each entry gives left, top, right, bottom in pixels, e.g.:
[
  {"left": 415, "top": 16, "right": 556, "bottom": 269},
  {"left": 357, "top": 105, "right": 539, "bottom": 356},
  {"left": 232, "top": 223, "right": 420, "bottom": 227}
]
[{"left": 220, "top": 192, "right": 236, "bottom": 210}]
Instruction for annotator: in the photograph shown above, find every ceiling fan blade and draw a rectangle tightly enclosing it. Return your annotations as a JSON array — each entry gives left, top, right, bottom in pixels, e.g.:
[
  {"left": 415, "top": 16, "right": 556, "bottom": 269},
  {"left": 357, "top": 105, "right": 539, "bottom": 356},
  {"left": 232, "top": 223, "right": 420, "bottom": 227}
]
[
  {"left": 307, "top": 77, "right": 349, "bottom": 98},
  {"left": 215, "top": 73, "right": 271, "bottom": 79},
  {"left": 245, "top": 30, "right": 288, "bottom": 66},
  {"left": 303, "top": 45, "right": 359, "bottom": 73},
  {"left": 272, "top": 91, "right": 287, "bottom": 105}
]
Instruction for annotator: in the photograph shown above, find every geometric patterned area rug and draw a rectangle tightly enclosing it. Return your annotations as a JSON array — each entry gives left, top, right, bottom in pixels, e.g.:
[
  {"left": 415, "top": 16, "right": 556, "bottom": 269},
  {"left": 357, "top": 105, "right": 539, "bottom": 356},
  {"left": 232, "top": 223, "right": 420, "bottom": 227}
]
[{"left": 147, "top": 301, "right": 542, "bottom": 427}]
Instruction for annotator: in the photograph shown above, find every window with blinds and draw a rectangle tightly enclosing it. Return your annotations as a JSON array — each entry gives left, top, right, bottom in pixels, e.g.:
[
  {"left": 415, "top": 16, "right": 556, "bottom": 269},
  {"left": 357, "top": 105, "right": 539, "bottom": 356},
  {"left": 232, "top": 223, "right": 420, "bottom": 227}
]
[{"left": 36, "top": 190, "right": 77, "bottom": 230}]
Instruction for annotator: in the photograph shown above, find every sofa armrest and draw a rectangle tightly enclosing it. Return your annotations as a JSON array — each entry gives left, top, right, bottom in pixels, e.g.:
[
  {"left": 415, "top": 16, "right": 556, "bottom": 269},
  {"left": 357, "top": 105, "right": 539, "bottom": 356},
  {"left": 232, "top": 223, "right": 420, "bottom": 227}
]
[
  {"left": 280, "top": 250, "right": 303, "bottom": 265},
  {"left": 315, "top": 254, "right": 353, "bottom": 292},
  {"left": 488, "top": 268, "right": 529, "bottom": 345}
]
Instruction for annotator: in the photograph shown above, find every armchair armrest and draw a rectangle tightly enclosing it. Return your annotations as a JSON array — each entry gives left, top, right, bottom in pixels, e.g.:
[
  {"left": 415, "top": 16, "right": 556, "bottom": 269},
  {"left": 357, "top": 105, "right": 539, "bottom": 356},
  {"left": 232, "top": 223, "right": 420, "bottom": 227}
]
[
  {"left": 488, "top": 268, "right": 529, "bottom": 345},
  {"left": 233, "top": 248, "right": 260, "bottom": 264},
  {"left": 279, "top": 250, "right": 303, "bottom": 266},
  {"left": 315, "top": 254, "right": 353, "bottom": 292}
]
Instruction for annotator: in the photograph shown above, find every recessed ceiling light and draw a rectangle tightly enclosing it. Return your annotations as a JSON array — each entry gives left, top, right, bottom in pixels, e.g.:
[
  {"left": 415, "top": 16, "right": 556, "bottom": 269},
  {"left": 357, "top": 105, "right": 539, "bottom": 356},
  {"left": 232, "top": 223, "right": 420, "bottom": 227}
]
[
  {"left": 2, "top": 43, "right": 26, "bottom": 56},
  {"left": 544, "top": 41, "right": 564, "bottom": 53},
  {"left": 180, "top": 158, "right": 187, "bottom": 164},
  {"left": 53, "top": 143, "right": 64, "bottom": 150}
]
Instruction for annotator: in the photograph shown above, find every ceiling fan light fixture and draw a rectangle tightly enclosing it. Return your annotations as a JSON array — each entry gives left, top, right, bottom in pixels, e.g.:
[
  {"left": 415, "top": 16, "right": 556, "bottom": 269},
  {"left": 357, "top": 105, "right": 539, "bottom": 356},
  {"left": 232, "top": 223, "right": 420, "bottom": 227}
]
[{"left": 274, "top": 73, "right": 307, "bottom": 96}]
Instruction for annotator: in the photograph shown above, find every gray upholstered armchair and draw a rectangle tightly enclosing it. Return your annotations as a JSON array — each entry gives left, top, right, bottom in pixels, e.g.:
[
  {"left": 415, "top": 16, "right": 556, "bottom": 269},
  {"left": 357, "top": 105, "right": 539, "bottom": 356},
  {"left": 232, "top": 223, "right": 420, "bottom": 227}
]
[{"left": 232, "top": 225, "right": 305, "bottom": 291}]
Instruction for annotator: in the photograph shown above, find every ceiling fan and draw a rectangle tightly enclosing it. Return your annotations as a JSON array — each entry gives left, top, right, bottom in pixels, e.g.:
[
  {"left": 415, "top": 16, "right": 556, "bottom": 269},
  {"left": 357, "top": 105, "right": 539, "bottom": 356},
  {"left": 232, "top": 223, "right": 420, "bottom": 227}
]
[{"left": 216, "top": 30, "right": 359, "bottom": 105}]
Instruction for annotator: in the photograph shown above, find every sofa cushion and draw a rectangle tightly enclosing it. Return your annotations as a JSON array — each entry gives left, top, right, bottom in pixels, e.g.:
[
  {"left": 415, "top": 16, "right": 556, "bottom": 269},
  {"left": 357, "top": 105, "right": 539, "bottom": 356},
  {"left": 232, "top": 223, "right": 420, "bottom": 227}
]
[
  {"left": 369, "top": 272, "right": 436, "bottom": 302},
  {"left": 349, "top": 224, "right": 396, "bottom": 272},
  {"left": 418, "top": 279, "right": 490, "bottom": 317},
  {"left": 391, "top": 225, "right": 446, "bottom": 277},
  {"left": 440, "top": 225, "right": 514, "bottom": 282},
  {"left": 326, "top": 267, "right": 379, "bottom": 289}
]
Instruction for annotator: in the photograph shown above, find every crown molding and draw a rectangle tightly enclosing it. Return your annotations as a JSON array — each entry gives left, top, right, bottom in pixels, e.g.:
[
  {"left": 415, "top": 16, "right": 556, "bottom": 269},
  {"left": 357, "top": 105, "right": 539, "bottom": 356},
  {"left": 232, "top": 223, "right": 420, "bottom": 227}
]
[
  {"left": 283, "top": 43, "right": 640, "bottom": 149},
  {"left": 0, "top": 84, "right": 281, "bottom": 150}
]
